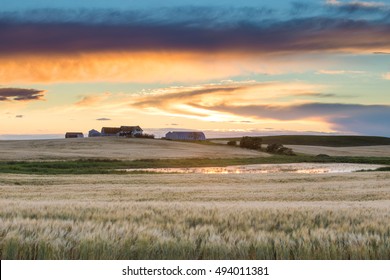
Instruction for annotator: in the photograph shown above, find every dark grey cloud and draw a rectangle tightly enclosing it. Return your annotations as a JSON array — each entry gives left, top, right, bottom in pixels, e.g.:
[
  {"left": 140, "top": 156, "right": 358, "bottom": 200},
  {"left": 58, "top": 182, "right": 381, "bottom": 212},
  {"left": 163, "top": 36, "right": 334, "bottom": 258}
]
[
  {"left": 0, "top": 88, "right": 45, "bottom": 101},
  {"left": 96, "top": 118, "right": 111, "bottom": 121},
  {"left": 294, "top": 92, "right": 337, "bottom": 98},
  {"left": 0, "top": 8, "right": 389, "bottom": 55},
  {"left": 207, "top": 102, "right": 387, "bottom": 120},
  {"left": 206, "top": 103, "right": 390, "bottom": 136}
]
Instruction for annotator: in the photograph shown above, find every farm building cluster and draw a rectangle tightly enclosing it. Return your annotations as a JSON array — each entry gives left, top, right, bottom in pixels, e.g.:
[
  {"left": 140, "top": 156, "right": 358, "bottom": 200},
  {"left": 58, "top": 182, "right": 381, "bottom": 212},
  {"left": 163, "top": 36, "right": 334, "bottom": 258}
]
[
  {"left": 65, "top": 126, "right": 143, "bottom": 138},
  {"left": 65, "top": 126, "right": 206, "bottom": 141}
]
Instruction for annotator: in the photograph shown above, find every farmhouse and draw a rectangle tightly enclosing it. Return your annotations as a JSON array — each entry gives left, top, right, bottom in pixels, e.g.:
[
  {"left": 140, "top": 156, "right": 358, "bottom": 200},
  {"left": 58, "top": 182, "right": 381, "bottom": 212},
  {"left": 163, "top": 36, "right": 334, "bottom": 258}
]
[
  {"left": 100, "top": 126, "right": 143, "bottom": 137},
  {"left": 165, "top": 131, "right": 206, "bottom": 141},
  {"left": 65, "top": 132, "right": 84, "bottom": 138},
  {"left": 118, "top": 126, "right": 143, "bottom": 137},
  {"left": 101, "top": 127, "right": 121, "bottom": 136}
]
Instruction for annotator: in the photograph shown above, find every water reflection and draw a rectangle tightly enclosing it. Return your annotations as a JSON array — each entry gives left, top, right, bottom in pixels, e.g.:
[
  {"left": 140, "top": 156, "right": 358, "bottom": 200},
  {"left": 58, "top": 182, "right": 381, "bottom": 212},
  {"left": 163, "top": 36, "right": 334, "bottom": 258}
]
[{"left": 127, "top": 163, "right": 384, "bottom": 174}]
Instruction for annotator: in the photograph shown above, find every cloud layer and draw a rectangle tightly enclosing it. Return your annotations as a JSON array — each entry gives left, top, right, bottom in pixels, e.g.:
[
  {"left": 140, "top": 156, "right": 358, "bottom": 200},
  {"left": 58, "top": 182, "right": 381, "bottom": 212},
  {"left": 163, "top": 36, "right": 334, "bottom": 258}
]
[
  {"left": 1, "top": 5, "right": 389, "bottom": 55},
  {"left": 207, "top": 102, "right": 390, "bottom": 135},
  {"left": 130, "top": 81, "right": 390, "bottom": 136},
  {"left": 1, "top": 3, "right": 389, "bottom": 83},
  {"left": 1, "top": 2, "right": 389, "bottom": 137},
  {"left": 0, "top": 18, "right": 388, "bottom": 55}
]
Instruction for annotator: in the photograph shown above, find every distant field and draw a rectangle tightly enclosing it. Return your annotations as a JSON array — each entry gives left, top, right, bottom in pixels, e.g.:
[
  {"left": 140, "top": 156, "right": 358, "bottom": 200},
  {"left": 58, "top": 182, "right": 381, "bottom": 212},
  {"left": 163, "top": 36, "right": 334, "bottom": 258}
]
[
  {"left": 1, "top": 136, "right": 390, "bottom": 174},
  {"left": 286, "top": 145, "right": 390, "bottom": 157},
  {"left": 212, "top": 135, "right": 390, "bottom": 147},
  {"left": 2, "top": 136, "right": 389, "bottom": 162},
  {"left": 0, "top": 137, "right": 268, "bottom": 161},
  {"left": 1, "top": 172, "right": 389, "bottom": 259}
]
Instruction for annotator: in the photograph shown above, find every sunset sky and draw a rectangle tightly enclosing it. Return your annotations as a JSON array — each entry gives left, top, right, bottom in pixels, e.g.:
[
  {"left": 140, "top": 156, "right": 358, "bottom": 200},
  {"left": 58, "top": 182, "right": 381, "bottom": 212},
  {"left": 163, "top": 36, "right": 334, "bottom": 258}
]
[{"left": 1, "top": 0, "right": 389, "bottom": 139}]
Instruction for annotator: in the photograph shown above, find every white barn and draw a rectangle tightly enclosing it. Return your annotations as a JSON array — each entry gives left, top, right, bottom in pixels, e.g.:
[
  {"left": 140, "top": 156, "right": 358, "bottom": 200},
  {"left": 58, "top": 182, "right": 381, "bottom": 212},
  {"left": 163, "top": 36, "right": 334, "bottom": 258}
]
[{"left": 165, "top": 131, "right": 206, "bottom": 141}]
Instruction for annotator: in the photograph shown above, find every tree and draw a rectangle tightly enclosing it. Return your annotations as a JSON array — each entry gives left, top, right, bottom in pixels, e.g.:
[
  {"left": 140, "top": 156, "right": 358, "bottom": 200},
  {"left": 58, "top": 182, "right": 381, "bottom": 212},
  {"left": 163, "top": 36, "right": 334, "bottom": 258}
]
[
  {"left": 239, "top": 136, "right": 262, "bottom": 150},
  {"left": 266, "top": 143, "right": 295, "bottom": 156},
  {"left": 276, "top": 147, "right": 295, "bottom": 156},
  {"left": 227, "top": 140, "right": 237, "bottom": 146},
  {"left": 266, "top": 143, "right": 283, "bottom": 153}
]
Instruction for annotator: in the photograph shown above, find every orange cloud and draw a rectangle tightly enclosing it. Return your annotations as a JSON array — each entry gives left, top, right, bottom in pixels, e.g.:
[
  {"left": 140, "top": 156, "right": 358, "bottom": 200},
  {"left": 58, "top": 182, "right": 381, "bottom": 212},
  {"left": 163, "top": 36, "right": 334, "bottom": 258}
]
[
  {"left": 0, "top": 52, "right": 273, "bottom": 84},
  {"left": 317, "top": 70, "right": 365, "bottom": 75},
  {"left": 75, "top": 93, "right": 111, "bottom": 107},
  {"left": 0, "top": 51, "right": 345, "bottom": 84}
]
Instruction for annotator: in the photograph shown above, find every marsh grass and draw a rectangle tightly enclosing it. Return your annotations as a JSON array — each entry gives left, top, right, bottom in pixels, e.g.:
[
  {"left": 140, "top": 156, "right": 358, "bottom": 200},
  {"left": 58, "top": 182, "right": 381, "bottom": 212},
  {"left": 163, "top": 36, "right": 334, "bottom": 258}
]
[
  {"left": 0, "top": 155, "right": 390, "bottom": 174},
  {"left": 1, "top": 172, "right": 390, "bottom": 259}
]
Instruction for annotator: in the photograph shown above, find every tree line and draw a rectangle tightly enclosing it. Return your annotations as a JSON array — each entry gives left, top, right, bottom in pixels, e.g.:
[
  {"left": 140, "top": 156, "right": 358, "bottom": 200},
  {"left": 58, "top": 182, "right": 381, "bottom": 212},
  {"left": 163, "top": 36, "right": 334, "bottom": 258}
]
[{"left": 228, "top": 137, "right": 295, "bottom": 156}]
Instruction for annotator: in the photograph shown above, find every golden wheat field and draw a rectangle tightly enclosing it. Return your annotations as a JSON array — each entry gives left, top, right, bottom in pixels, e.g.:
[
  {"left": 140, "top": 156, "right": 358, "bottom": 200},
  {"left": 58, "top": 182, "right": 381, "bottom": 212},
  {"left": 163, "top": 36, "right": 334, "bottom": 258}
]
[{"left": 1, "top": 171, "right": 389, "bottom": 260}]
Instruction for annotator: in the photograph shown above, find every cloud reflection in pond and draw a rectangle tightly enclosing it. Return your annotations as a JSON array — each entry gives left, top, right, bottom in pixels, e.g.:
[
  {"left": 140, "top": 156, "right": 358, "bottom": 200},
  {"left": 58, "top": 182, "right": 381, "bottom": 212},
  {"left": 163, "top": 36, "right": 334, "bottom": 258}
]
[{"left": 125, "top": 163, "right": 384, "bottom": 174}]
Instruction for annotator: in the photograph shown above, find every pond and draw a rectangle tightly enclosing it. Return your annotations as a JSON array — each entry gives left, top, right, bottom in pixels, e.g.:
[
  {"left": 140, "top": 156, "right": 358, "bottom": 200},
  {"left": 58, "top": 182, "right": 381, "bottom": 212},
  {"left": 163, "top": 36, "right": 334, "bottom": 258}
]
[{"left": 125, "top": 163, "right": 384, "bottom": 174}]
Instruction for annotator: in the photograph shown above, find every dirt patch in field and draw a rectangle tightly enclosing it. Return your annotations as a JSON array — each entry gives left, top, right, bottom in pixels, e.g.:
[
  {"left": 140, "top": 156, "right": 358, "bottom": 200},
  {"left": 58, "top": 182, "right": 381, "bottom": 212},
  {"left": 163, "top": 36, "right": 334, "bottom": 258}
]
[{"left": 0, "top": 137, "right": 269, "bottom": 161}]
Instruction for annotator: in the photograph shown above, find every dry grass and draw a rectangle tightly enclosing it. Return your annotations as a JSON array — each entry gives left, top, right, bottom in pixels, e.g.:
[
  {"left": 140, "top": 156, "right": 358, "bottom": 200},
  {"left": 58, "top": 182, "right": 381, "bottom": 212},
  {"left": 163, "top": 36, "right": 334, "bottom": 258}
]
[
  {"left": 0, "top": 137, "right": 268, "bottom": 161},
  {"left": 1, "top": 172, "right": 389, "bottom": 259}
]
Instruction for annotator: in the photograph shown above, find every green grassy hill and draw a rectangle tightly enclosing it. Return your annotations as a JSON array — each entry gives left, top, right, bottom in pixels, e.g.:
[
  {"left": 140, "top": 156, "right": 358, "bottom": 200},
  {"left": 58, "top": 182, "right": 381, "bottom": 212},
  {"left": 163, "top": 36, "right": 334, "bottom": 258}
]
[{"left": 213, "top": 135, "right": 390, "bottom": 147}]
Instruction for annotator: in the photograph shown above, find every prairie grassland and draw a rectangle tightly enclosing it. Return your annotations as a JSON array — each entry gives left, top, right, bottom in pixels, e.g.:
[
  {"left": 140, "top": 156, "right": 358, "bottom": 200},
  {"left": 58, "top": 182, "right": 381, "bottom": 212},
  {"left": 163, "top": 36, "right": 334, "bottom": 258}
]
[
  {"left": 0, "top": 137, "right": 268, "bottom": 161},
  {"left": 1, "top": 172, "right": 390, "bottom": 259}
]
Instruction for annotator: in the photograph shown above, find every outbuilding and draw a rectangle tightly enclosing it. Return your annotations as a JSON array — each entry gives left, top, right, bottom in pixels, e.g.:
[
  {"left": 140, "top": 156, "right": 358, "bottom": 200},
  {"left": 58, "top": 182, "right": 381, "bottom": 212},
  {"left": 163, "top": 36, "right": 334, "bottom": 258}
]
[
  {"left": 65, "top": 132, "right": 84, "bottom": 138},
  {"left": 88, "top": 129, "right": 101, "bottom": 137}
]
